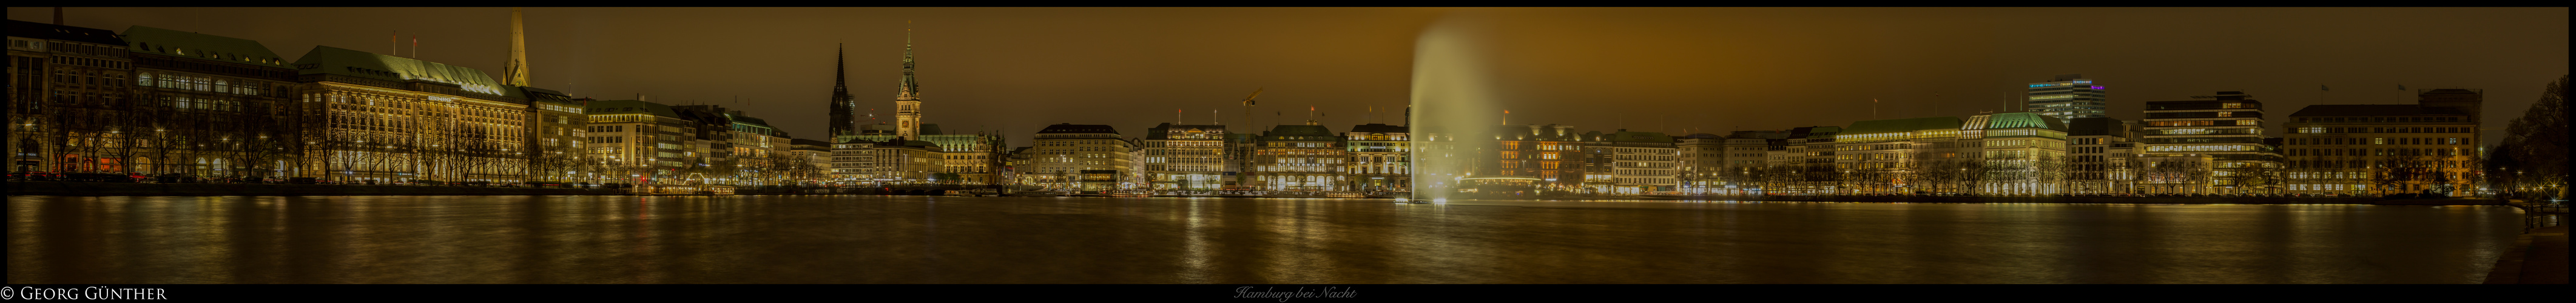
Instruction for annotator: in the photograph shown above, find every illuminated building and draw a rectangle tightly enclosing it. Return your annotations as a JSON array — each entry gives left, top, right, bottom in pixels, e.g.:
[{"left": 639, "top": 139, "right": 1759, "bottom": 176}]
[
  {"left": 2141, "top": 92, "right": 2281, "bottom": 194},
  {"left": 2066, "top": 117, "right": 2141, "bottom": 194},
  {"left": 126, "top": 25, "right": 300, "bottom": 179},
  {"left": 789, "top": 138, "right": 832, "bottom": 185},
  {"left": 711, "top": 110, "right": 792, "bottom": 187},
  {"left": 1141, "top": 122, "right": 1229, "bottom": 191},
  {"left": 1029, "top": 124, "right": 1129, "bottom": 191},
  {"left": 2282, "top": 89, "right": 2483, "bottom": 195},
  {"left": 1779, "top": 126, "right": 1842, "bottom": 194},
  {"left": 293, "top": 45, "right": 532, "bottom": 184},
  {"left": 1482, "top": 124, "right": 1583, "bottom": 194},
  {"left": 831, "top": 139, "right": 877, "bottom": 184},
  {"left": 520, "top": 87, "right": 584, "bottom": 184},
  {"left": 1344, "top": 123, "right": 1409, "bottom": 192},
  {"left": 1585, "top": 130, "right": 1676, "bottom": 195},
  {"left": 1835, "top": 116, "right": 1963, "bottom": 194},
  {"left": 2026, "top": 73, "right": 2108, "bottom": 121},
  {"left": 1970, "top": 113, "right": 2069, "bottom": 195},
  {"left": 1678, "top": 131, "right": 1785, "bottom": 195},
  {"left": 835, "top": 32, "right": 1005, "bottom": 185},
  {"left": 9, "top": 20, "right": 134, "bottom": 175},
  {"left": 1251, "top": 121, "right": 1343, "bottom": 191},
  {"left": 583, "top": 99, "right": 700, "bottom": 185}
]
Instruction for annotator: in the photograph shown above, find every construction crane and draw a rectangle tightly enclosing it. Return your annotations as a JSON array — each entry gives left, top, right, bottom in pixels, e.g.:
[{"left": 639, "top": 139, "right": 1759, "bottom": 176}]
[{"left": 1239, "top": 88, "right": 1262, "bottom": 127}]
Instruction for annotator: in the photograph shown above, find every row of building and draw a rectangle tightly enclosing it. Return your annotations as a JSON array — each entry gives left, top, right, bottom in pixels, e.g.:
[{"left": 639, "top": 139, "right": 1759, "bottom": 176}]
[
  {"left": 9, "top": 18, "right": 842, "bottom": 189},
  {"left": 11, "top": 17, "right": 2490, "bottom": 196}
]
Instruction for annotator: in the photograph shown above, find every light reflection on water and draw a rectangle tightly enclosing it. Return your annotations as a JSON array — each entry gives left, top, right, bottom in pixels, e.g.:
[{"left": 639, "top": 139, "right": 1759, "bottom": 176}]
[{"left": 6, "top": 196, "right": 2524, "bottom": 284}]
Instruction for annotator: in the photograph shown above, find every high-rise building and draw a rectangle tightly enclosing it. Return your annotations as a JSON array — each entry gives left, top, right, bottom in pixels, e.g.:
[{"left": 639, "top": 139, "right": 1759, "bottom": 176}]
[
  {"left": 2026, "top": 74, "right": 2108, "bottom": 121},
  {"left": 2141, "top": 92, "right": 2279, "bottom": 194},
  {"left": 2282, "top": 89, "right": 2483, "bottom": 196}
]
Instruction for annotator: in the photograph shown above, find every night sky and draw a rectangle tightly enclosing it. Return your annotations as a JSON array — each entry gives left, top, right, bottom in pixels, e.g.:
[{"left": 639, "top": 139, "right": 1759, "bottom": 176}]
[{"left": 12, "top": 7, "right": 2565, "bottom": 146}]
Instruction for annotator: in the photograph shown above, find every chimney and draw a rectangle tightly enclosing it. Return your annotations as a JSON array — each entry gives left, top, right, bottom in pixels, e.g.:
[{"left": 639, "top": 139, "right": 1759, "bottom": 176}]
[{"left": 55, "top": 7, "right": 64, "bottom": 25}]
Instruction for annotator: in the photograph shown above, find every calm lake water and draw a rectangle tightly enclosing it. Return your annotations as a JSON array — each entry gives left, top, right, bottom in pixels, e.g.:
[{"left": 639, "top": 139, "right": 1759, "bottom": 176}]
[{"left": 5, "top": 195, "right": 2524, "bottom": 284}]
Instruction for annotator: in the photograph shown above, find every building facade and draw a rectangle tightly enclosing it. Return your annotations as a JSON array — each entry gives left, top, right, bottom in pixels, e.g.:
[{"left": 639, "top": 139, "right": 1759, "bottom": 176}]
[
  {"left": 1250, "top": 122, "right": 1344, "bottom": 191},
  {"left": 2282, "top": 88, "right": 2483, "bottom": 196},
  {"left": 1835, "top": 117, "right": 1964, "bottom": 194},
  {"left": 2141, "top": 92, "right": 2279, "bottom": 194},
  {"left": 10, "top": 21, "right": 134, "bottom": 175},
  {"left": 1141, "top": 123, "right": 1227, "bottom": 191},
  {"left": 2026, "top": 73, "right": 2108, "bottom": 121},
  {"left": 294, "top": 45, "right": 531, "bottom": 184},
  {"left": 124, "top": 25, "right": 302, "bottom": 179},
  {"left": 1027, "top": 124, "right": 1129, "bottom": 191},
  {"left": 2066, "top": 117, "right": 2140, "bottom": 194},
  {"left": 1345, "top": 123, "right": 1410, "bottom": 192}
]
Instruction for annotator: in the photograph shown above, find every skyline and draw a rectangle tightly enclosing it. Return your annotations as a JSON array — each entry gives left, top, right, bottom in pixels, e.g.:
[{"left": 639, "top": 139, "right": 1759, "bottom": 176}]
[{"left": 10, "top": 7, "right": 2564, "bottom": 147}]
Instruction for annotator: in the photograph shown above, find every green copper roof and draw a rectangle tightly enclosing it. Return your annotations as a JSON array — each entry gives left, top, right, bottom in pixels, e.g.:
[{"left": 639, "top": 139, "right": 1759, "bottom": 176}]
[
  {"left": 123, "top": 25, "right": 289, "bottom": 68},
  {"left": 294, "top": 45, "right": 518, "bottom": 98},
  {"left": 1843, "top": 116, "right": 1962, "bottom": 136},
  {"left": 585, "top": 99, "right": 679, "bottom": 118},
  {"left": 1983, "top": 112, "right": 2064, "bottom": 130}
]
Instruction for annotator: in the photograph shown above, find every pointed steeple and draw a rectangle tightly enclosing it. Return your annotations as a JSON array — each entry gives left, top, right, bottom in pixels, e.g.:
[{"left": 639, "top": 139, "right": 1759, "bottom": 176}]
[
  {"left": 835, "top": 43, "right": 848, "bottom": 93},
  {"left": 829, "top": 43, "right": 857, "bottom": 138},
  {"left": 504, "top": 7, "right": 528, "bottom": 87},
  {"left": 899, "top": 27, "right": 919, "bottom": 98}
]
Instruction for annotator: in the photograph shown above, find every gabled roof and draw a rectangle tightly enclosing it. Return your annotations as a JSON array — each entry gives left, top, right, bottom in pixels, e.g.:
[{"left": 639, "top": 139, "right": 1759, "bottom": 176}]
[
  {"left": 122, "top": 25, "right": 288, "bottom": 68},
  {"left": 1843, "top": 116, "right": 1962, "bottom": 136},
  {"left": 584, "top": 99, "right": 679, "bottom": 118},
  {"left": 7, "top": 20, "right": 124, "bottom": 45},
  {"left": 294, "top": 45, "right": 518, "bottom": 98}
]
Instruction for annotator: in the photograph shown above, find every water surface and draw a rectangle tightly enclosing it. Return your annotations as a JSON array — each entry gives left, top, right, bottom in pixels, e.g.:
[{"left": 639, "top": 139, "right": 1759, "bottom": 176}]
[{"left": 6, "top": 196, "right": 2520, "bottom": 284}]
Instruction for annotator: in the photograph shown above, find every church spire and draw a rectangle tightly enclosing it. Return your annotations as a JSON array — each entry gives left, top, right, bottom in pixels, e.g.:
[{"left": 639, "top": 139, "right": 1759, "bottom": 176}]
[
  {"left": 504, "top": 7, "right": 529, "bottom": 87},
  {"left": 835, "top": 43, "right": 848, "bottom": 93},
  {"left": 828, "top": 43, "right": 856, "bottom": 138}
]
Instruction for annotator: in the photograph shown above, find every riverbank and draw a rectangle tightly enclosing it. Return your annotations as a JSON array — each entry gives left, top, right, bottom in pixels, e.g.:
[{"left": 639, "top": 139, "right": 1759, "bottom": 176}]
[
  {"left": 1627, "top": 194, "right": 2503, "bottom": 205},
  {"left": 7, "top": 181, "right": 616, "bottom": 196},
  {"left": 2487, "top": 225, "right": 2568, "bottom": 284}
]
